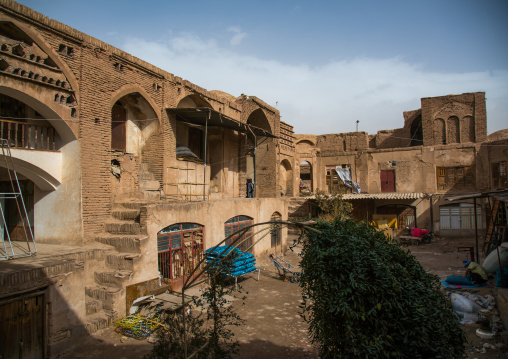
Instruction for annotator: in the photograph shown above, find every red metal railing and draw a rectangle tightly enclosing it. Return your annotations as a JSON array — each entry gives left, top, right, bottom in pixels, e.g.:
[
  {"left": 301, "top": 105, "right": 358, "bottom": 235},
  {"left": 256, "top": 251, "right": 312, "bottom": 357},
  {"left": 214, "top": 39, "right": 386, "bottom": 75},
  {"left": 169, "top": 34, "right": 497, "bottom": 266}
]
[{"left": 0, "top": 118, "right": 56, "bottom": 150}]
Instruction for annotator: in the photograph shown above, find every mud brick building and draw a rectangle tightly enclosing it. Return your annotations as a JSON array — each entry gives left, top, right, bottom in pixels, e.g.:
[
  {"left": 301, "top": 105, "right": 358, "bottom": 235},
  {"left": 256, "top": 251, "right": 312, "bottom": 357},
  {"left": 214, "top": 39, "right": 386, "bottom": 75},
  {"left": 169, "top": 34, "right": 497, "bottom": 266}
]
[
  {"left": 294, "top": 92, "right": 508, "bottom": 238},
  {"left": 0, "top": 1, "right": 507, "bottom": 358},
  {"left": 0, "top": 1, "right": 294, "bottom": 357}
]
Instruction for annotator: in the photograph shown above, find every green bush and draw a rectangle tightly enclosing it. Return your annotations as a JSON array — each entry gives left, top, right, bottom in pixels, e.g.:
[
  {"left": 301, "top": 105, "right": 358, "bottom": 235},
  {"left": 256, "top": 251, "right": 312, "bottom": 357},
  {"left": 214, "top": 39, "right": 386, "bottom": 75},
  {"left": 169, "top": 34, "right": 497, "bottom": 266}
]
[{"left": 297, "top": 218, "right": 466, "bottom": 358}]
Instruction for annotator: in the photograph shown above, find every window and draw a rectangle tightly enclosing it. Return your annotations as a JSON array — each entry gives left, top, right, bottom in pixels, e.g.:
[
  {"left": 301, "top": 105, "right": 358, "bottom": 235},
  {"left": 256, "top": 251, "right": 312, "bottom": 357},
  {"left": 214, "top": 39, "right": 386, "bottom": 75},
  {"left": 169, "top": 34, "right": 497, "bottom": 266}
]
[
  {"left": 157, "top": 223, "right": 204, "bottom": 283},
  {"left": 492, "top": 162, "right": 507, "bottom": 189},
  {"left": 176, "top": 123, "right": 204, "bottom": 162},
  {"left": 270, "top": 212, "right": 282, "bottom": 250},
  {"left": 439, "top": 203, "right": 483, "bottom": 233},
  {"left": 326, "top": 165, "right": 352, "bottom": 193},
  {"left": 436, "top": 166, "right": 475, "bottom": 192},
  {"left": 224, "top": 216, "right": 253, "bottom": 253}
]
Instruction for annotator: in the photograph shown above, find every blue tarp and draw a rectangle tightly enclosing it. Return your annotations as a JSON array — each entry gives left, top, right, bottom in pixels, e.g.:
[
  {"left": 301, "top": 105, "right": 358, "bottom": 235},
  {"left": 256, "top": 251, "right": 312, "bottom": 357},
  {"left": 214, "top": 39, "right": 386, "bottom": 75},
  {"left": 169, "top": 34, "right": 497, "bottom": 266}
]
[{"left": 205, "top": 245, "right": 257, "bottom": 277}]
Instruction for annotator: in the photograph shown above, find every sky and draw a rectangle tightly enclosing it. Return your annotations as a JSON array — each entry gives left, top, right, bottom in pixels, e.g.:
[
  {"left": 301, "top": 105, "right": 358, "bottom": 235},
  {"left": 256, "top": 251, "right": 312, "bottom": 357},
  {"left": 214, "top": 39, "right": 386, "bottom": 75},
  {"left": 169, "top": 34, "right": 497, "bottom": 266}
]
[{"left": 17, "top": 0, "right": 508, "bottom": 135}]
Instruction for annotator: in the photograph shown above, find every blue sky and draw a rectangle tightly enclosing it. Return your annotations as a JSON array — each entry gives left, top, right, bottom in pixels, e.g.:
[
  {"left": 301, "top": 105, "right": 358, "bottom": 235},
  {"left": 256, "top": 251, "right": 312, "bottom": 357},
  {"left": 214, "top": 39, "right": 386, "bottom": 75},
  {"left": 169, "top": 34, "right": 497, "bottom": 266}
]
[{"left": 18, "top": 0, "right": 508, "bottom": 135}]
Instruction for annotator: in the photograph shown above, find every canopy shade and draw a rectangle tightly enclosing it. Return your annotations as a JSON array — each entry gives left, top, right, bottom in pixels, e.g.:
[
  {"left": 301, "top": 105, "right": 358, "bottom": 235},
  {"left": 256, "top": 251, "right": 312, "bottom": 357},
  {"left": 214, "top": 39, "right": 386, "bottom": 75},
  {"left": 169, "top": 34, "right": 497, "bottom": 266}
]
[
  {"left": 445, "top": 189, "right": 508, "bottom": 203},
  {"left": 166, "top": 107, "right": 277, "bottom": 138}
]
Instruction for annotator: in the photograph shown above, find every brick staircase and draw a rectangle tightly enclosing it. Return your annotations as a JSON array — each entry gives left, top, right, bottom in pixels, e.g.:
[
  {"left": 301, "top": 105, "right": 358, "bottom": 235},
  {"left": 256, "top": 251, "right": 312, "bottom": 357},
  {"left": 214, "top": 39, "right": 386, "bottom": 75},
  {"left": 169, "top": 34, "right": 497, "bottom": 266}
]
[
  {"left": 86, "top": 201, "right": 147, "bottom": 334},
  {"left": 139, "top": 162, "right": 161, "bottom": 200},
  {"left": 287, "top": 197, "right": 315, "bottom": 235}
]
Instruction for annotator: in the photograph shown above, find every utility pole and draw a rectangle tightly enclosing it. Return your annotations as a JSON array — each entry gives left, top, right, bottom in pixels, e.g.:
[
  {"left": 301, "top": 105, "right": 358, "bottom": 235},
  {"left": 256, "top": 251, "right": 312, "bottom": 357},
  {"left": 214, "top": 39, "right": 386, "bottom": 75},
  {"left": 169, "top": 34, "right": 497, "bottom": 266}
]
[{"left": 356, "top": 120, "right": 359, "bottom": 132}]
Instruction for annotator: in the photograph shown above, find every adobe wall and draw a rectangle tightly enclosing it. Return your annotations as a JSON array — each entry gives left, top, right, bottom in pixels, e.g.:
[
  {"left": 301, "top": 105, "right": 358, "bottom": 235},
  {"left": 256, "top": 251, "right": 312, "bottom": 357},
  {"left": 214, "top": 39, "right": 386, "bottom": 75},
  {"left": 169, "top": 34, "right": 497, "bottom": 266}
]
[
  {"left": 144, "top": 198, "right": 288, "bottom": 263},
  {"left": 0, "top": 0, "right": 283, "bottom": 244}
]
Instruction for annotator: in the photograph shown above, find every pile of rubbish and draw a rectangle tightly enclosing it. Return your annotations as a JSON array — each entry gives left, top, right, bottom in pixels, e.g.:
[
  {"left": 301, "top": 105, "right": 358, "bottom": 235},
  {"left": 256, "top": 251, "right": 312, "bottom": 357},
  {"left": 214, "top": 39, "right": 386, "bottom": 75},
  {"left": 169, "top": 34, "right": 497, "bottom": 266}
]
[
  {"left": 115, "top": 293, "right": 193, "bottom": 340},
  {"left": 449, "top": 291, "right": 504, "bottom": 337}
]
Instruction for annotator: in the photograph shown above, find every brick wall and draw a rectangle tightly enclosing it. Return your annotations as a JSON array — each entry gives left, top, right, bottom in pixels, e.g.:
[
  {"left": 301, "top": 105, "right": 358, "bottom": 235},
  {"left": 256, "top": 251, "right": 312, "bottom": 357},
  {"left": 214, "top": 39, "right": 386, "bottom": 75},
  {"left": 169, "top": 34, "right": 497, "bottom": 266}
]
[{"left": 421, "top": 92, "right": 486, "bottom": 146}]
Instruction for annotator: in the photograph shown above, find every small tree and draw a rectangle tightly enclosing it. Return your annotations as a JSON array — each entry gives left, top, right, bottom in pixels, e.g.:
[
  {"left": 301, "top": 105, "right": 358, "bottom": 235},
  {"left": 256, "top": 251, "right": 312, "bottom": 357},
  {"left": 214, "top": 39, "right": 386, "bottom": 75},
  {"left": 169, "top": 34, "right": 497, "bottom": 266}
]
[
  {"left": 145, "top": 257, "right": 244, "bottom": 359},
  {"left": 297, "top": 218, "right": 466, "bottom": 358},
  {"left": 314, "top": 189, "right": 352, "bottom": 222},
  {"left": 201, "top": 263, "right": 245, "bottom": 359}
]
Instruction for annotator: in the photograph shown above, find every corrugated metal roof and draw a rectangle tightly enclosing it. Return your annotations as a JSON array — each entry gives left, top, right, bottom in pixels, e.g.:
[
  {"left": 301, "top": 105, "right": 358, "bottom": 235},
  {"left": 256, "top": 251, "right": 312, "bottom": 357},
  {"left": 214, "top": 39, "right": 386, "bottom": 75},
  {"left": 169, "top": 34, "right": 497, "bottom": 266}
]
[{"left": 342, "top": 192, "right": 425, "bottom": 200}]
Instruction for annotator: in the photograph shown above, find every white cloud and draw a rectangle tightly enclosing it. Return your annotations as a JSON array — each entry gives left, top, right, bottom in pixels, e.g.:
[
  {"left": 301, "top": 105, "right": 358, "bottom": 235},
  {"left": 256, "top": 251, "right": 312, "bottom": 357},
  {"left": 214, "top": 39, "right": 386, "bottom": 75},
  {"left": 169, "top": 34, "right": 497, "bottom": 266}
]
[
  {"left": 228, "top": 26, "right": 247, "bottom": 46},
  {"left": 121, "top": 35, "right": 508, "bottom": 135}
]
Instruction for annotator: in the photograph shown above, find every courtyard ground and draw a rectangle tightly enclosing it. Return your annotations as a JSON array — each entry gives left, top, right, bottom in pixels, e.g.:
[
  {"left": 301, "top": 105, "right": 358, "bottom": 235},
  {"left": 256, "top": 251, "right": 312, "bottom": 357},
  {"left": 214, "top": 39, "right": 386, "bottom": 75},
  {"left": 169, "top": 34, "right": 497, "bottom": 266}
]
[{"left": 55, "top": 234, "right": 508, "bottom": 358}]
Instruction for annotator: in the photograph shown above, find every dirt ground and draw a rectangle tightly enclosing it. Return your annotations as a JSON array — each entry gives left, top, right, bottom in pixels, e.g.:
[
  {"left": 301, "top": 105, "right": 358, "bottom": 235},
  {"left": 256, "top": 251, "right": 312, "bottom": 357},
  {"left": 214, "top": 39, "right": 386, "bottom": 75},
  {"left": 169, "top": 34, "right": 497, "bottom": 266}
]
[{"left": 55, "top": 234, "right": 508, "bottom": 358}]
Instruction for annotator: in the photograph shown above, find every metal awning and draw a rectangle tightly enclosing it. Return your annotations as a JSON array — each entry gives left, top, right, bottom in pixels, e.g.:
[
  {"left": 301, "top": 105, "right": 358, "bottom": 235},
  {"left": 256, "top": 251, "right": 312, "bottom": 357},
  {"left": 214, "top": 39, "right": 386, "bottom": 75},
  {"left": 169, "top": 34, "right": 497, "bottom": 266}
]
[
  {"left": 342, "top": 192, "right": 426, "bottom": 200},
  {"left": 445, "top": 189, "right": 508, "bottom": 203},
  {"left": 166, "top": 107, "right": 277, "bottom": 138}
]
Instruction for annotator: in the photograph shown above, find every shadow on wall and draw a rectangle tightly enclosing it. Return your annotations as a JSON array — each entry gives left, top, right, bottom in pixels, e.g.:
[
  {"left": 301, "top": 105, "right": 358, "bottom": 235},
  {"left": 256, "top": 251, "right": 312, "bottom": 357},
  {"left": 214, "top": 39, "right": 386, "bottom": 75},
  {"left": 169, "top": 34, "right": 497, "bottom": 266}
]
[{"left": 0, "top": 257, "right": 87, "bottom": 358}]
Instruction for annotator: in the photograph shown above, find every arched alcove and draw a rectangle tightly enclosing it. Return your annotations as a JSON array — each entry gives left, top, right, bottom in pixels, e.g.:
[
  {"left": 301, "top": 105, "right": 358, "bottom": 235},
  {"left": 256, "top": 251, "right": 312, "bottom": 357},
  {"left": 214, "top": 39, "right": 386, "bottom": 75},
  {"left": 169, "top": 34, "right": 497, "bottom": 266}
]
[
  {"left": 300, "top": 161, "right": 312, "bottom": 193},
  {"left": 280, "top": 159, "right": 293, "bottom": 197},
  {"left": 111, "top": 92, "right": 159, "bottom": 156},
  {"left": 447, "top": 116, "right": 460, "bottom": 144}
]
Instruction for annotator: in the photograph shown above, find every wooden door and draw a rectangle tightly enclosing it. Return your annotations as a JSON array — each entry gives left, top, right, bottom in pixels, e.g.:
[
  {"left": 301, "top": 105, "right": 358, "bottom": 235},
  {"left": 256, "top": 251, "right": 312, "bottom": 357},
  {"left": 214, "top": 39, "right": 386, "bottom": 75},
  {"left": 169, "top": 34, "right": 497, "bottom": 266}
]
[
  {"left": 111, "top": 104, "right": 126, "bottom": 151},
  {"left": 380, "top": 170, "right": 395, "bottom": 192},
  {"left": 0, "top": 292, "right": 45, "bottom": 359}
]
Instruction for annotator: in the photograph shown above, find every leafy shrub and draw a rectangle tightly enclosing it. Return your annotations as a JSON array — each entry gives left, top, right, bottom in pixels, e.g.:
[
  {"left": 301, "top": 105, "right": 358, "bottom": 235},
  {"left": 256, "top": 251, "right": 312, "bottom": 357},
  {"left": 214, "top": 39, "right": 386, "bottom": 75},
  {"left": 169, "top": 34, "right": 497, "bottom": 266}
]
[
  {"left": 297, "top": 218, "right": 466, "bottom": 358},
  {"left": 314, "top": 189, "right": 352, "bottom": 222}
]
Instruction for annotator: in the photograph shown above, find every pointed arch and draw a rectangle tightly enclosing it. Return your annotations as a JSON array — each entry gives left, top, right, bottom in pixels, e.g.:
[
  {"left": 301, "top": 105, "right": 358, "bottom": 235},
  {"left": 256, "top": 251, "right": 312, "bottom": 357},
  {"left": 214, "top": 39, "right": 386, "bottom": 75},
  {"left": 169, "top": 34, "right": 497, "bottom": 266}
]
[
  {"left": 177, "top": 94, "right": 213, "bottom": 109},
  {"left": 0, "top": 16, "right": 80, "bottom": 94},
  {"left": 110, "top": 85, "right": 161, "bottom": 125},
  {"left": 247, "top": 108, "right": 272, "bottom": 134},
  {"left": 0, "top": 86, "right": 77, "bottom": 145}
]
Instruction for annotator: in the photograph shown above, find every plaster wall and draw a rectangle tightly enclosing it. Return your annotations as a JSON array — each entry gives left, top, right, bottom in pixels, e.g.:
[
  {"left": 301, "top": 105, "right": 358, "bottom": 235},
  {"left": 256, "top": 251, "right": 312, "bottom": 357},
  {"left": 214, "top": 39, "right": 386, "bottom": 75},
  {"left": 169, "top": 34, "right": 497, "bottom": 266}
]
[
  {"left": 144, "top": 198, "right": 288, "bottom": 271},
  {"left": 34, "top": 140, "right": 83, "bottom": 245},
  {"left": 46, "top": 268, "right": 87, "bottom": 355},
  {"left": 9, "top": 148, "right": 61, "bottom": 184}
]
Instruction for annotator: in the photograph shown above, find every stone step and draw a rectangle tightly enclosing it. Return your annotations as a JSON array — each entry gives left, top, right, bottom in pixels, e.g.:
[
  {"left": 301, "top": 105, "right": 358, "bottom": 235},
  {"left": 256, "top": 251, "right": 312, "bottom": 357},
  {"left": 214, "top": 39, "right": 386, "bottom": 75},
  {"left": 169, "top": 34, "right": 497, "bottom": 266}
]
[
  {"left": 85, "top": 312, "right": 115, "bottom": 334},
  {"left": 105, "top": 252, "right": 142, "bottom": 270},
  {"left": 114, "top": 201, "right": 145, "bottom": 210},
  {"left": 142, "top": 190, "right": 161, "bottom": 200},
  {"left": 94, "top": 270, "right": 133, "bottom": 288},
  {"left": 140, "top": 162, "right": 151, "bottom": 172},
  {"left": 111, "top": 208, "right": 140, "bottom": 221},
  {"left": 85, "top": 285, "right": 122, "bottom": 312},
  {"left": 95, "top": 234, "right": 147, "bottom": 253},
  {"left": 140, "top": 180, "right": 160, "bottom": 191},
  {"left": 105, "top": 220, "right": 140, "bottom": 235},
  {"left": 138, "top": 172, "right": 155, "bottom": 181},
  {"left": 85, "top": 296, "right": 102, "bottom": 316}
]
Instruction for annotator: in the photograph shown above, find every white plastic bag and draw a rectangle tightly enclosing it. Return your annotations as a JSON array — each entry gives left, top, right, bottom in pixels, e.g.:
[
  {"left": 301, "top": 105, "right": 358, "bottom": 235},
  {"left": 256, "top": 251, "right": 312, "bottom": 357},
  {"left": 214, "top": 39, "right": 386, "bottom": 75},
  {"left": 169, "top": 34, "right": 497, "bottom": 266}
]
[{"left": 450, "top": 293, "right": 481, "bottom": 313}]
